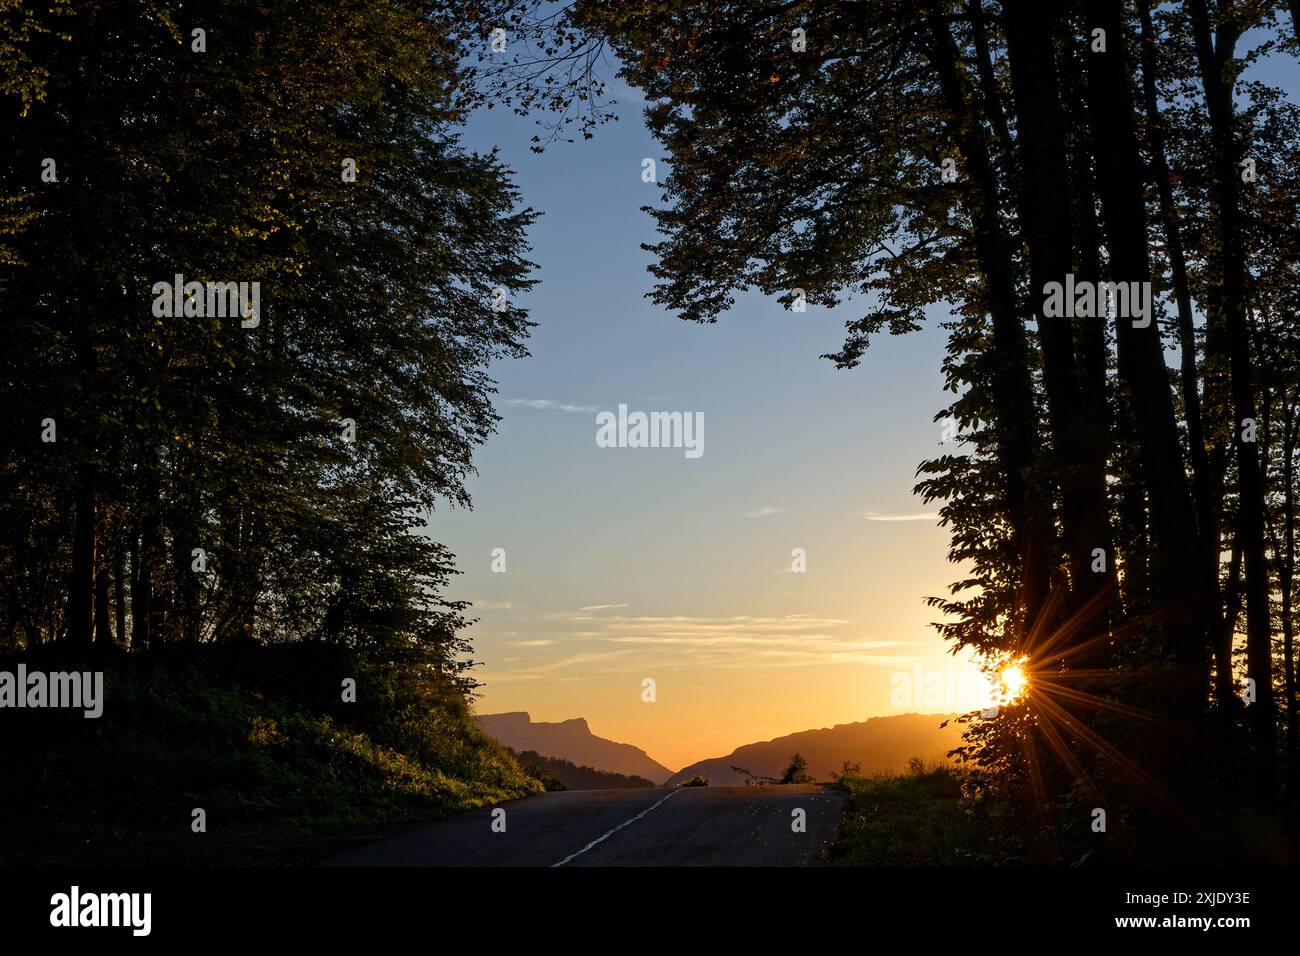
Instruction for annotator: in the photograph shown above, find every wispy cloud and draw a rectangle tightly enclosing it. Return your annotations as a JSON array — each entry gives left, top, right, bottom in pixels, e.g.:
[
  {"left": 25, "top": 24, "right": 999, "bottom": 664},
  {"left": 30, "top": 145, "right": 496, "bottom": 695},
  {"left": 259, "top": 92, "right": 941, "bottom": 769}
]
[
  {"left": 481, "top": 614, "right": 926, "bottom": 689},
  {"left": 715, "top": 649, "right": 921, "bottom": 668},
  {"left": 555, "top": 612, "right": 852, "bottom": 632},
  {"left": 473, "top": 600, "right": 515, "bottom": 610},
  {"left": 604, "top": 635, "right": 912, "bottom": 650},
  {"left": 533, "top": 650, "right": 639, "bottom": 672},
  {"left": 744, "top": 506, "right": 787, "bottom": 518},
  {"left": 554, "top": 613, "right": 916, "bottom": 667},
  {"left": 861, "top": 510, "right": 940, "bottom": 522},
  {"left": 509, "top": 639, "right": 555, "bottom": 647},
  {"left": 478, "top": 672, "right": 545, "bottom": 684},
  {"left": 579, "top": 603, "right": 631, "bottom": 611},
  {"left": 504, "top": 398, "right": 600, "bottom": 414}
]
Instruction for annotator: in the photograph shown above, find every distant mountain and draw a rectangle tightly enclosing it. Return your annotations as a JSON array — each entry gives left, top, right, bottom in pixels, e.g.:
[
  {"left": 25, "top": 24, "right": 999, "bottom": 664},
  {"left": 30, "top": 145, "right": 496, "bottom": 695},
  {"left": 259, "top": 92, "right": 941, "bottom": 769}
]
[
  {"left": 510, "top": 750, "right": 657, "bottom": 791},
  {"left": 475, "top": 712, "right": 674, "bottom": 784},
  {"left": 664, "top": 713, "right": 964, "bottom": 787}
]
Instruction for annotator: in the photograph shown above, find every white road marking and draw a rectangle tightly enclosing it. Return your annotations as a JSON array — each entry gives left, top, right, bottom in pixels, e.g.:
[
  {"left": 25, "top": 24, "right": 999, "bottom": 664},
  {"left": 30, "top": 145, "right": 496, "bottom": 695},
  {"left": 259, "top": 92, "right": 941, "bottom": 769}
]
[{"left": 551, "top": 789, "right": 681, "bottom": 867}]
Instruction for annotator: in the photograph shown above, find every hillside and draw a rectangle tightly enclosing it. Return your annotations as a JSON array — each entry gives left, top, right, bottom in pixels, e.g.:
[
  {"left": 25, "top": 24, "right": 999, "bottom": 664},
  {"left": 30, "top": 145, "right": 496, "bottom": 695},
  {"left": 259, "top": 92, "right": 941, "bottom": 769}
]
[
  {"left": 510, "top": 750, "right": 657, "bottom": 790},
  {"left": 475, "top": 712, "right": 674, "bottom": 783},
  {"left": 665, "top": 713, "right": 964, "bottom": 787},
  {"left": 0, "top": 643, "right": 542, "bottom": 865}
]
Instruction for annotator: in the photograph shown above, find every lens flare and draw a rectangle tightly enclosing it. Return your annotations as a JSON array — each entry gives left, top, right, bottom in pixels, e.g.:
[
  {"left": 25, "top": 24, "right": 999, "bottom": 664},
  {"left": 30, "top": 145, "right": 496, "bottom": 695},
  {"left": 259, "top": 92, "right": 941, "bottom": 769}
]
[{"left": 999, "top": 658, "right": 1030, "bottom": 704}]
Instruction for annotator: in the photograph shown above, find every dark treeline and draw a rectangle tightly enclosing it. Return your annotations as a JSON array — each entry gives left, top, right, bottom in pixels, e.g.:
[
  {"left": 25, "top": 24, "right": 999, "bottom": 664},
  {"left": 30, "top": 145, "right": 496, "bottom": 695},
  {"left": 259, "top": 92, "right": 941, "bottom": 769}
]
[
  {"left": 511, "top": 749, "right": 658, "bottom": 790},
  {"left": 493, "top": 0, "right": 1300, "bottom": 859},
  {"left": 0, "top": 1, "right": 534, "bottom": 686}
]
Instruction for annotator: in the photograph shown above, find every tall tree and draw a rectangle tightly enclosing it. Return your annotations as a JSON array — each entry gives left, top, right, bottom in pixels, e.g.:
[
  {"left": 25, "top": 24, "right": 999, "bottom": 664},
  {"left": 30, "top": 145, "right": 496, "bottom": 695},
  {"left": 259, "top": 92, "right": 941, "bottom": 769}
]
[
  {"left": 1186, "top": 0, "right": 1276, "bottom": 794},
  {"left": 0, "top": 1, "right": 536, "bottom": 686}
]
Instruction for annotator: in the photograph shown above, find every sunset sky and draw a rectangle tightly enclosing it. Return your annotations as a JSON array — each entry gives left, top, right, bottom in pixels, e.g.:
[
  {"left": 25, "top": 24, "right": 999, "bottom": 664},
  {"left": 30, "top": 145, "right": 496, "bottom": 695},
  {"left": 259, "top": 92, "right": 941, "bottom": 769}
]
[{"left": 418, "top": 82, "right": 990, "bottom": 772}]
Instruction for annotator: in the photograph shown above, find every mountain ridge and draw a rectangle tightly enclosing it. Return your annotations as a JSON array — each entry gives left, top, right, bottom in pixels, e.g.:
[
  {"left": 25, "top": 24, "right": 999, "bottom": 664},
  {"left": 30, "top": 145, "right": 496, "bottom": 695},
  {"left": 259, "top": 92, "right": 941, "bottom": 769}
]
[
  {"left": 664, "top": 712, "right": 965, "bottom": 787},
  {"left": 475, "top": 710, "right": 967, "bottom": 789},
  {"left": 474, "top": 711, "right": 675, "bottom": 784}
]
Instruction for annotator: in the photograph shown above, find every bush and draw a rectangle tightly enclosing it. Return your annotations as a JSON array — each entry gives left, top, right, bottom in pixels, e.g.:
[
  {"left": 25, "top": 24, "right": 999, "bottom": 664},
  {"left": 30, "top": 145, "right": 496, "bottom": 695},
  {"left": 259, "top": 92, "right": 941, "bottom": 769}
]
[{"left": 830, "top": 765, "right": 1011, "bottom": 866}]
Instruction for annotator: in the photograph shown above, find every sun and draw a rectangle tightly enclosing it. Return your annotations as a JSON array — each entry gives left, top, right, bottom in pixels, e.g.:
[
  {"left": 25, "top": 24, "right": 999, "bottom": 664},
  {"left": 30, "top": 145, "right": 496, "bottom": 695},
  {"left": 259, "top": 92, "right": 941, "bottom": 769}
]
[{"left": 999, "top": 658, "right": 1030, "bottom": 704}]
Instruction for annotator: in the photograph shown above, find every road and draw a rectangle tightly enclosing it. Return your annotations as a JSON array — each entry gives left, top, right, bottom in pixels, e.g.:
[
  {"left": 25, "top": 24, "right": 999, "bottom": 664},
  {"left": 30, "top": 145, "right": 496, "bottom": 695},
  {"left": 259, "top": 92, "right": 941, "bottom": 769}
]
[{"left": 325, "top": 784, "right": 846, "bottom": 867}]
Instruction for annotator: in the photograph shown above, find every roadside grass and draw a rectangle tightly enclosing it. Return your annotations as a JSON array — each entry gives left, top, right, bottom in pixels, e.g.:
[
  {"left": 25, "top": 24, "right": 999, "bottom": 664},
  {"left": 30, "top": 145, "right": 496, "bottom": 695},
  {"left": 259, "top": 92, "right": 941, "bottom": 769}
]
[
  {"left": 829, "top": 761, "right": 1016, "bottom": 866},
  {"left": 0, "top": 643, "right": 543, "bottom": 864}
]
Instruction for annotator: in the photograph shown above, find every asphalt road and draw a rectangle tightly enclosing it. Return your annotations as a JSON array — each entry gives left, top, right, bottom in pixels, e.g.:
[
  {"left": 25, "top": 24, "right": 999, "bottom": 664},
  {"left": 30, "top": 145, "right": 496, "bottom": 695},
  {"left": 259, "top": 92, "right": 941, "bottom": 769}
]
[{"left": 325, "top": 784, "right": 846, "bottom": 867}]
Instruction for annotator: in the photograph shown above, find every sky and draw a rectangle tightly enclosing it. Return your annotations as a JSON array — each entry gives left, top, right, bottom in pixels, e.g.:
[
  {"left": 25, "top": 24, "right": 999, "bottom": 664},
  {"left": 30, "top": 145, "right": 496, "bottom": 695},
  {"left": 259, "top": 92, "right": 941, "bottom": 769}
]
[
  {"left": 431, "top": 26, "right": 1300, "bottom": 773},
  {"left": 431, "top": 80, "right": 988, "bottom": 773}
]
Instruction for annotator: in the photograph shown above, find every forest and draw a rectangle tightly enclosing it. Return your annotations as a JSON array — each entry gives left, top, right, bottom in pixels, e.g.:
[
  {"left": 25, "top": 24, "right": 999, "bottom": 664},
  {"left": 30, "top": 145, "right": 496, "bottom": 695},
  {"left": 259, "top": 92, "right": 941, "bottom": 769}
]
[{"left": 2, "top": 0, "right": 1299, "bottom": 865}]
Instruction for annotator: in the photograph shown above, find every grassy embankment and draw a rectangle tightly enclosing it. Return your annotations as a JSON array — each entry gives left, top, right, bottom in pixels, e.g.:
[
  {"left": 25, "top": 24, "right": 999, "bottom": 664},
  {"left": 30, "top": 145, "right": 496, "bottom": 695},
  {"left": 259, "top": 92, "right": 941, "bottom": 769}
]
[
  {"left": 0, "top": 642, "right": 542, "bottom": 865},
  {"left": 830, "top": 761, "right": 1020, "bottom": 865}
]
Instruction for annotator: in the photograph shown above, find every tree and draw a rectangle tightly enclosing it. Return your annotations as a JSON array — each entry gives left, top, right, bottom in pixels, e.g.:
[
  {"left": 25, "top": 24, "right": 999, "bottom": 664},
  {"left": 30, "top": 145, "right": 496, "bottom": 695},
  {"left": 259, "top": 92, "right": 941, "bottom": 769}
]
[
  {"left": 0, "top": 1, "right": 536, "bottom": 696},
  {"left": 833, "top": 760, "right": 864, "bottom": 781},
  {"left": 779, "top": 753, "right": 813, "bottom": 785}
]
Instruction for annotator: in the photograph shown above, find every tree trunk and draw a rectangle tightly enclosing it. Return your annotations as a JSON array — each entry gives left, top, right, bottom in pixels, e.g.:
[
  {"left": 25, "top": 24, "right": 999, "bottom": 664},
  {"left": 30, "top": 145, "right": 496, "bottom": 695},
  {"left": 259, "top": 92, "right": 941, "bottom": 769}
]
[
  {"left": 1062, "top": 33, "right": 1118, "bottom": 635},
  {"left": 67, "top": 462, "right": 96, "bottom": 647},
  {"left": 1003, "top": 1, "right": 1113, "bottom": 647},
  {"left": 922, "top": 1, "right": 1053, "bottom": 632},
  {"left": 94, "top": 555, "right": 112, "bottom": 645},
  {"left": 132, "top": 456, "right": 161, "bottom": 651},
  {"left": 166, "top": 446, "right": 201, "bottom": 644},
  {"left": 1136, "top": 0, "right": 1233, "bottom": 707},
  {"left": 966, "top": 0, "right": 1012, "bottom": 155},
  {"left": 1187, "top": 0, "right": 1276, "bottom": 799},
  {"left": 1280, "top": 409, "right": 1297, "bottom": 810},
  {"left": 114, "top": 529, "right": 127, "bottom": 648},
  {"left": 1084, "top": 0, "right": 1208, "bottom": 721}
]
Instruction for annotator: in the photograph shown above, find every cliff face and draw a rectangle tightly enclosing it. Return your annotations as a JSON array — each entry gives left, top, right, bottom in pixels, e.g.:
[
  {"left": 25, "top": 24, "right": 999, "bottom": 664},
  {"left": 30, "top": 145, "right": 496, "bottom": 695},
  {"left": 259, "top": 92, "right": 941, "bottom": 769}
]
[{"left": 474, "top": 712, "right": 675, "bottom": 784}]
